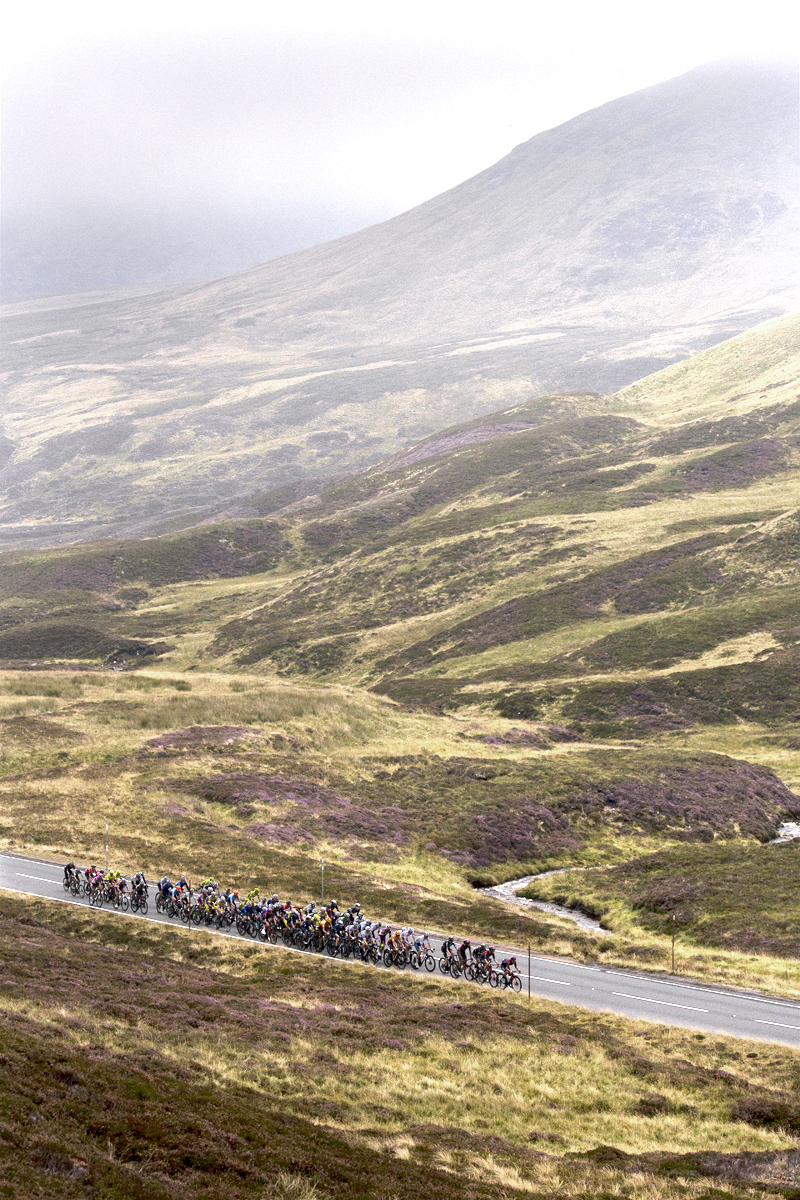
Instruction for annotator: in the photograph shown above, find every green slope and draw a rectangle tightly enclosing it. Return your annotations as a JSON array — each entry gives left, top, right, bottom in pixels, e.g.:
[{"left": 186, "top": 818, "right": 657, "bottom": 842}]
[{"left": 2, "top": 313, "right": 800, "bottom": 981}]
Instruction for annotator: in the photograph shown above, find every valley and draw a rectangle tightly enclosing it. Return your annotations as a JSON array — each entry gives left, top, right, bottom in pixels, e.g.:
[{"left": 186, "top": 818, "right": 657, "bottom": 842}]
[
  {"left": 1, "top": 312, "right": 800, "bottom": 1003},
  {"left": 1, "top": 57, "right": 799, "bottom": 1199}
]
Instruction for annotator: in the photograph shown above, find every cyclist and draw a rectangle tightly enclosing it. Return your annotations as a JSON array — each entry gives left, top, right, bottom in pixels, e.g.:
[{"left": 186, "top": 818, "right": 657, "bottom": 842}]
[
  {"left": 131, "top": 870, "right": 148, "bottom": 902},
  {"left": 414, "top": 930, "right": 431, "bottom": 956},
  {"left": 500, "top": 955, "right": 518, "bottom": 982},
  {"left": 458, "top": 939, "right": 472, "bottom": 967},
  {"left": 441, "top": 936, "right": 456, "bottom": 964}
]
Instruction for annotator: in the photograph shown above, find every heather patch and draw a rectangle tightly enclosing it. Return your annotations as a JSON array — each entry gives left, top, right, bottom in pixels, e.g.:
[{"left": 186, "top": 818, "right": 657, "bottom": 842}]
[
  {"left": 0, "top": 621, "right": 169, "bottom": 662},
  {"left": 1, "top": 891, "right": 799, "bottom": 1200},
  {"left": 552, "top": 644, "right": 800, "bottom": 735},
  {"left": 558, "top": 757, "right": 799, "bottom": 841},
  {"left": 0, "top": 714, "right": 84, "bottom": 742},
  {"left": 375, "top": 533, "right": 738, "bottom": 675},
  {"left": 674, "top": 437, "right": 791, "bottom": 492},
  {"left": 141, "top": 725, "right": 264, "bottom": 756}
]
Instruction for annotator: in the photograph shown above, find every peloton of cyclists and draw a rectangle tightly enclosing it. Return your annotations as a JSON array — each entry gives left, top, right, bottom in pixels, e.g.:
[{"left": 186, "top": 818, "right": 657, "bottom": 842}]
[{"left": 62, "top": 859, "right": 523, "bottom": 989}]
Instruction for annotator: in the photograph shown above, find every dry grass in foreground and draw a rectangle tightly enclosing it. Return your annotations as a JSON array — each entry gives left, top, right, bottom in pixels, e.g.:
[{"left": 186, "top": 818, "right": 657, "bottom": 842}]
[{"left": 1, "top": 890, "right": 800, "bottom": 1198}]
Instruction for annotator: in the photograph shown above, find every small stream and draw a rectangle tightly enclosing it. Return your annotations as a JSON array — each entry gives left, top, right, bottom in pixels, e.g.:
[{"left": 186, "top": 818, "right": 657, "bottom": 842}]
[
  {"left": 479, "top": 869, "right": 604, "bottom": 933},
  {"left": 772, "top": 822, "right": 800, "bottom": 843},
  {"left": 483, "top": 822, "right": 800, "bottom": 930}
]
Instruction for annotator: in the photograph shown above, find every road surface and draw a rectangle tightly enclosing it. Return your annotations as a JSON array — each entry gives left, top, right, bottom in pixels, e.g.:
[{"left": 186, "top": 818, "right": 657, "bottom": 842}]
[{"left": 3, "top": 850, "right": 800, "bottom": 1048}]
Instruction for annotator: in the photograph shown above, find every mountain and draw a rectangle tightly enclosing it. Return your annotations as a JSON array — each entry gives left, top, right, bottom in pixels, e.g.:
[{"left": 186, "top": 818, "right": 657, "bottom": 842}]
[{"left": 1, "top": 60, "right": 797, "bottom": 550}]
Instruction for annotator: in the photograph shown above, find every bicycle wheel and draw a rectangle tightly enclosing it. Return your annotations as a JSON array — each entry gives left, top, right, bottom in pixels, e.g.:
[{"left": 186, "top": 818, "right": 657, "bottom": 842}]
[
  {"left": 464, "top": 965, "right": 474, "bottom": 982},
  {"left": 438, "top": 957, "right": 449, "bottom": 975},
  {"left": 424, "top": 953, "right": 436, "bottom": 973},
  {"left": 62, "top": 877, "right": 70, "bottom": 892},
  {"left": 489, "top": 969, "right": 500, "bottom": 989},
  {"left": 511, "top": 974, "right": 522, "bottom": 993},
  {"left": 139, "top": 897, "right": 148, "bottom": 915}
]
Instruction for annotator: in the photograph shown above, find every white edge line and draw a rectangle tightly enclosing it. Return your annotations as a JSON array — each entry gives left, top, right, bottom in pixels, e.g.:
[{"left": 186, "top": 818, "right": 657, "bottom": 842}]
[
  {"left": 612, "top": 991, "right": 709, "bottom": 1013},
  {"left": 754, "top": 1019, "right": 800, "bottom": 1031}
]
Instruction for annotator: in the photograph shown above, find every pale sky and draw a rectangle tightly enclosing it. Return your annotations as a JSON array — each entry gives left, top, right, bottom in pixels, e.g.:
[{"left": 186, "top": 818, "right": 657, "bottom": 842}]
[{"left": 2, "top": 0, "right": 798, "bottom": 298}]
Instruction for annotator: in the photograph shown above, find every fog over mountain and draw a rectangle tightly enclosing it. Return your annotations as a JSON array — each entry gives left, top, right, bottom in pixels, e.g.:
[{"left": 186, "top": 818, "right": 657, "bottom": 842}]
[
  {"left": 172, "top": 59, "right": 799, "bottom": 344},
  {"left": 1, "top": 60, "right": 797, "bottom": 550}
]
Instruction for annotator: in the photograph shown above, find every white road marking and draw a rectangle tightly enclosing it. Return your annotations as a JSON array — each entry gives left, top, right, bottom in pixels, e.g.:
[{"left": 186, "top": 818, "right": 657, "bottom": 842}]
[
  {"left": 612, "top": 992, "right": 708, "bottom": 1013},
  {"left": 539, "top": 960, "right": 800, "bottom": 1011},
  {"left": 528, "top": 974, "right": 571, "bottom": 986},
  {"left": 754, "top": 1019, "right": 800, "bottom": 1031},
  {"left": 15, "top": 874, "right": 58, "bottom": 883}
]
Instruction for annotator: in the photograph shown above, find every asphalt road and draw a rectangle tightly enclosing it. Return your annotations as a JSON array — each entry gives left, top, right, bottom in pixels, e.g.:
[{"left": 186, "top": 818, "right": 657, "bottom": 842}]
[{"left": 3, "top": 850, "right": 800, "bottom": 1048}]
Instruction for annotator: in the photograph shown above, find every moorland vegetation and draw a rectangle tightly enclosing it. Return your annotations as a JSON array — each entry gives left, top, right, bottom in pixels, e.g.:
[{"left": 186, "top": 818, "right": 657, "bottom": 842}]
[
  {"left": 1, "top": 312, "right": 800, "bottom": 985},
  {"left": 3, "top": 892, "right": 800, "bottom": 1199},
  {"left": 2, "top": 312, "right": 800, "bottom": 1195}
]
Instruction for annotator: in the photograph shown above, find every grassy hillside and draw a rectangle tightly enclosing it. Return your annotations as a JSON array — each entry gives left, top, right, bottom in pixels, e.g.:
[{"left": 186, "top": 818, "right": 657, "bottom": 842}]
[
  {"left": 1, "top": 313, "right": 800, "bottom": 992},
  {"left": 4, "top": 892, "right": 800, "bottom": 1200}
]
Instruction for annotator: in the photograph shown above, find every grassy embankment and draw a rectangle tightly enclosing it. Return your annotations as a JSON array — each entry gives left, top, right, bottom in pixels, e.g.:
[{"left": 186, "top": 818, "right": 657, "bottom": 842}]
[{"left": 2, "top": 890, "right": 800, "bottom": 1200}]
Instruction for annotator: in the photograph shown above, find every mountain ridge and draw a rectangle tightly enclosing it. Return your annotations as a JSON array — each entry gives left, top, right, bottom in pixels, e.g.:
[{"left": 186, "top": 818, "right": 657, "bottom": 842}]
[{"left": 1, "top": 60, "right": 796, "bottom": 550}]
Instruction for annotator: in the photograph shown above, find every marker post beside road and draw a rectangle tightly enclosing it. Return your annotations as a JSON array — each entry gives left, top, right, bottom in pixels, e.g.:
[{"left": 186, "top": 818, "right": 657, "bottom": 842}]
[
  {"left": 528, "top": 943, "right": 531, "bottom": 1002},
  {"left": 105, "top": 822, "right": 108, "bottom": 873},
  {"left": 321, "top": 857, "right": 325, "bottom": 906},
  {"left": 671, "top": 914, "right": 676, "bottom": 974}
]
